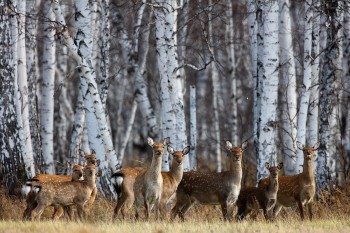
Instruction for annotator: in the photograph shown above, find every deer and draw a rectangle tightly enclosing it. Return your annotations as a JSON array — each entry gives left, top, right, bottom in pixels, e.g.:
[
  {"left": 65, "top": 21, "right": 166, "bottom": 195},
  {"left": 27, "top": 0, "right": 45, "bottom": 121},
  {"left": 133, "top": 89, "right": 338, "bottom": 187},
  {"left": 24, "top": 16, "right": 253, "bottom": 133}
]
[
  {"left": 111, "top": 144, "right": 189, "bottom": 220},
  {"left": 170, "top": 141, "right": 248, "bottom": 221},
  {"left": 236, "top": 162, "right": 283, "bottom": 221},
  {"left": 22, "top": 164, "right": 84, "bottom": 220},
  {"left": 258, "top": 142, "right": 319, "bottom": 220},
  {"left": 133, "top": 137, "right": 170, "bottom": 220},
  {"left": 30, "top": 164, "right": 97, "bottom": 221}
]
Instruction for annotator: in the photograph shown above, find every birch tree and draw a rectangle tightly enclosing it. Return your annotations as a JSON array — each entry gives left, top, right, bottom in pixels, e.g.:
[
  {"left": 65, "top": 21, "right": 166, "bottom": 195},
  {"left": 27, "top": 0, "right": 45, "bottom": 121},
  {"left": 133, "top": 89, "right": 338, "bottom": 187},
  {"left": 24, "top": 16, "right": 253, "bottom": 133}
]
[
  {"left": 295, "top": 0, "right": 314, "bottom": 174},
  {"left": 40, "top": 0, "right": 56, "bottom": 173},
  {"left": 52, "top": 0, "right": 117, "bottom": 197},
  {"left": 0, "top": 0, "right": 25, "bottom": 194},
  {"left": 256, "top": 0, "right": 279, "bottom": 181},
  {"left": 279, "top": 0, "right": 298, "bottom": 175},
  {"left": 317, "top": 0, "right": 342, "bottom": 189},
  {"left": 154, "top": 0, "right": 189, "bottom": 171}
]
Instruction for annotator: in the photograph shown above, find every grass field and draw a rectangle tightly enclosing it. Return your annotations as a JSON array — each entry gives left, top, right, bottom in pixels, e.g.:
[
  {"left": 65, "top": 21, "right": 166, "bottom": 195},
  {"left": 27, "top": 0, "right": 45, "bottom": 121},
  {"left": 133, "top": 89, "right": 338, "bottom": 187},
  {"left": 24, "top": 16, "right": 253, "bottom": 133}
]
[{"left": 1, "top": 184, "right": 350, "bottom": 233}]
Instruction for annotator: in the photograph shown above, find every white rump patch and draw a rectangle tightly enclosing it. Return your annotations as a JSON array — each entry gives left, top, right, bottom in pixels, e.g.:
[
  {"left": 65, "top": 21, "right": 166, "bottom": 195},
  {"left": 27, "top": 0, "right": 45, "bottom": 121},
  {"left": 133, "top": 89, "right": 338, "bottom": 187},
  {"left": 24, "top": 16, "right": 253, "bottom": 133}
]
[
  {"left": 34, "top": 187, "right": 40, "bottom": 193},
  {"left": 111, "top": 176, "right": 123, "bottom": 187},
  {"left": 21, "top": 185, "right": 31, "bottom": 197}
]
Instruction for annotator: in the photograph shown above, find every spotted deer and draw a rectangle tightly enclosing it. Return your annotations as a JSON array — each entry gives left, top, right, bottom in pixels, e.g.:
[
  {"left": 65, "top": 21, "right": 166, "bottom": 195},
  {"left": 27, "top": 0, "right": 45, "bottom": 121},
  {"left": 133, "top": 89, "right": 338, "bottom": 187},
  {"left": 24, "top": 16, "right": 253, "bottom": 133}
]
[
  {"left": 170, "top": 141, "right": 248, "bottom": 221},
  {"left": 22, "top": 164, "right": 84, "bottom": 220},
  {"left": 133, "top": 137, "right": 170, "bottom": 220},
  {"left": 236, "top": 162, "right": 283, "bottom": 221},
  {"left": 258, "top": 142, "right": 319, "bottom": 220},
  {"left": 30, "top": 164, "right": 97, "bottom": 221}
]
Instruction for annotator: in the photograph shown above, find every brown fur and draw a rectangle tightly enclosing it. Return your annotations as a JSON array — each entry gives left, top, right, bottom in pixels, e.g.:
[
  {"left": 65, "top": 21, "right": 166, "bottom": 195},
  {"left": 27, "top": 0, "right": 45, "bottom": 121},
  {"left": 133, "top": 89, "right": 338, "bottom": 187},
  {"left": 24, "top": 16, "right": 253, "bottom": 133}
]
[
  {"left": 170, "top": 141, "right": 248, "bottom": 221},
  {"left": 22, "top": 165, "right": 84, "bottom": 220},
  {"left": 236, "top": 162, "right": 283, "bottom": 221},
  {"left": 133, "top": 137, "right": 170, "bottom": 220},
  {"left": 258, "top": 142, "right": 319, "bottom": 220},
  {"left": 30, "top": 165, "right": 96, "bottom": 221}
]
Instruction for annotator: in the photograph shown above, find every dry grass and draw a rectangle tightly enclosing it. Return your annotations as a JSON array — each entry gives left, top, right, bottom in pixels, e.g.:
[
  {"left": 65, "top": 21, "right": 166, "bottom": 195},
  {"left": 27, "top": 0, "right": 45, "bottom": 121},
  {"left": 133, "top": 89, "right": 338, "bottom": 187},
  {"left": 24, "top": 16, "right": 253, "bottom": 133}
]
[{"left": 1, "top": 184, "right": 350, "bottom": 232}]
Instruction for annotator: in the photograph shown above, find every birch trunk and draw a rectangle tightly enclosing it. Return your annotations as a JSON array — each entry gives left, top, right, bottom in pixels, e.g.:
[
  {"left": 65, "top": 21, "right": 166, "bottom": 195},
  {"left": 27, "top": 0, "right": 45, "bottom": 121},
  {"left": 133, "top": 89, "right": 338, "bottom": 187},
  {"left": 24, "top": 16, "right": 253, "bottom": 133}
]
[
  {"left": 279, "top": 0, "right": 298, "bottom": 175},
  {"left": 317, "top": 0, "right": 342, "bottom": 190},
  {"left": 295, "top": 0, "right": 313, "bottom": 174},
  {"left": 15, "top": 0, "right": 36, "bottom": 177},
  {"left": 226, "top": 0, "right": 238, "bottom": 146},
  {"left": 40, "top": 0, "right": 56, "bottom": 173},
  {"left": 189, "top": 85, "right": 197, "bottom": 170},
  {"left": 0, "top": 0, "right": 25, "bottom": 194},
  {"left": 155, "top": 0, "right": 188, "bottom": 171},
  {"left": 53, "top": 0, "right": 117, "bottom": 197},
  {"left": 257, "top": 0, "right": 279, "bottom": 181}
]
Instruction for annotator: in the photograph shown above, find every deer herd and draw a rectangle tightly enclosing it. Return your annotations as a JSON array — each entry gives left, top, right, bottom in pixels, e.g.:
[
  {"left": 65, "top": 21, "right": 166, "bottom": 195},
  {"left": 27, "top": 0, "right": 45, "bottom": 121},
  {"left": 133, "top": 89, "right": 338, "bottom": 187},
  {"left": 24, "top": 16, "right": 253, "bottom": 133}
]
[{"left": 21, "top": 137, "right": 320, "bottom": 222}]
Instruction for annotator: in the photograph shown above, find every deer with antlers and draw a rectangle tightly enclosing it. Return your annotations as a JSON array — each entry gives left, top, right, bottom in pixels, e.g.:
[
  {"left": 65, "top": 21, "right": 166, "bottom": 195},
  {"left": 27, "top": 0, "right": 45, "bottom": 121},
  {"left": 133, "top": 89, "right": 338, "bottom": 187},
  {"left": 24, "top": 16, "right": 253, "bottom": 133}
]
[
  {"left": 258, "top": 142, "right": 319, "bottom": 220},
  {"left": 133, "top": 137, "right": 169, "bottom": 220},
  {"left": 170, "top": 141, "right": 247, "bottom": 221},
  {"left": 30, "top": 164, "right": 97, "bottom": 221},
  {"left": 236, "top": 162, "right": 283, "bottom": 221}
]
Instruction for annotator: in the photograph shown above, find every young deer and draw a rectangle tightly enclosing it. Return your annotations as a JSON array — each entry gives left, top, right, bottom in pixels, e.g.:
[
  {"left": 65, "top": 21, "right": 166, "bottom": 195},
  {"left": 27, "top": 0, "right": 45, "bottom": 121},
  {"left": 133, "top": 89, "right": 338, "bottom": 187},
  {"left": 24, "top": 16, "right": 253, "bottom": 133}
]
[
  {"left": 133, "top": 137, "right": 170, "bottom": 220},
  {"left": 158, "top": 145, "right": 190, "bottom": 219},
  {"left": 111, "top": 166, "right": 145, "bottom": 220},
  {"left": 258, "top": 142, "right": 319, "bottom": 220},
  {"left": 170, "top": 141, "right": 248, "bottom": 221},
  {"left": 83, "top": 153, "right": 98, "bottom": 213},
  {"left": 22, "top": 164, "right": 84, "bottom": 220},
  {"left": 236, "top": 162, "right": 283, "bottom": 221},
  {"left": 30, "top": 164, "right": 97, "bottom": 221},
  {"left": 111, "top": 144, "right": 189, "bottom": 220}
]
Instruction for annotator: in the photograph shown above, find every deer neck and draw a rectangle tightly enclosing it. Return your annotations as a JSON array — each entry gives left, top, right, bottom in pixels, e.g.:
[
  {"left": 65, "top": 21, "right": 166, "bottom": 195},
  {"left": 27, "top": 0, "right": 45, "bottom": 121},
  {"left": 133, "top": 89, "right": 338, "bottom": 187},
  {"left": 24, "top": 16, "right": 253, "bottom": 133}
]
[
  {"left": 228, "top": 160, "right": 242, "bottom": 182},
  {"left": 85, "top": 175, "right": 96, "bottom": 188},
  {"left": 265, "top": 177, "right": 278, "bottom": 199},
  {"left": 302, "top": 159, "right": 315, "bottom": 184},
  {"left": 170, "top": 161, "right": 184, "bottom": 184},
  {"left": 149, "top": 153, "right": 163, "bottom": 178}
]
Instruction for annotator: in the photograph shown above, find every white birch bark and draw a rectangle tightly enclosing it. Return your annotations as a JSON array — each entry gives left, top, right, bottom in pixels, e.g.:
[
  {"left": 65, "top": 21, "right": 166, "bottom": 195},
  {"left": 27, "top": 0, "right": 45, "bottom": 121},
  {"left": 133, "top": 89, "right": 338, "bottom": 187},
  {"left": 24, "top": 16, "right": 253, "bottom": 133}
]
[
  {"left": 40, "top": 0, "right": 56, "bottom": 173},
  {"left": 1, "top": 0, "right": 28, "bottom": 193},
  {"left": 189, "top": 85, "right": 197, "bottom": 170},
  {"left": 208, "top": 0, "right": 221, "bottom": 172},
  {"left": 155, "top": 0, "right": 188, "bottom": 171},
  {"left": 15, "top": 0, "right": 36, "bottom": 177},
  {"left": 295, "top": 0, "right": 313, "bottom": 174},
  {"left": 226, "top": 0, "right": 238, "bottom": 146},
  {"left": 317, "top": 0, "right": 342, "bottom": 190},
  {"left": 257, "top": 0, "right": 279, "bottom": 181},
  {"left": 279, "top": 0, "right": 298, "bottom": 175},
  {"left": 53, "top": 0, "right": 117, "bottom": 197}
]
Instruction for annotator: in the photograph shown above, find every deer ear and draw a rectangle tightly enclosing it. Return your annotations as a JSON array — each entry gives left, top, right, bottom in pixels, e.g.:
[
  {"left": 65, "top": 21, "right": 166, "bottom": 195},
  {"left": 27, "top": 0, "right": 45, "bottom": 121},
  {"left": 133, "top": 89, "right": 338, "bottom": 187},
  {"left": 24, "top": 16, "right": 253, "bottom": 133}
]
[
  {"left": 278, "top": 162, "right": 284, "bottom": 170},
  {"left": 313, "top": 142, "right": 320, "bottom": 151},
  {"left": 182, "top": 146, "right": 190, "bottom": 155},
  {"left": 96, "top": 170, "right": 102, "bottom": 177},
  {"left": 96, "top": 159, "right": 101, "bottom": 166},
  {"left": 242, "top": 141, "right": 248, "bottom": 151},
  {"left": 226, "top": 141, "right": 233, "bottom": 150},
  {"left": 163, "top": 137, "right": 171, "bottom": 146},
  {"left": 296, "top": 141, "right": 304, "bottom": 150},
  {"left": 147, "top": 137, "right": 154, "bottom": 146},
  {"left": 265, "top": 162, "right": 270, "bottom": 169},
  {"left": 167, "top": 145, "right": 174, "bottom": 154}
]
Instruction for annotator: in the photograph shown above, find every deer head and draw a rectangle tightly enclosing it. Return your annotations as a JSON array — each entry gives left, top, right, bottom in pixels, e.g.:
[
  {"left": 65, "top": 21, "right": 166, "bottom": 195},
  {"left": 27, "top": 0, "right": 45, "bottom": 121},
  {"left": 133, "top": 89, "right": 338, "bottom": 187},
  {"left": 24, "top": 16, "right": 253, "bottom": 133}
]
[
  {"left": 296, "top": 142, "right": 319, "bottom": 160},
  {"left": 265, "top": 162, "right": 283, "bottom": 179},
  {"left": 72, "top": 165, "right": 84, "bottom": 181},
  {"left": 148, "top": 137, "right": 170, "bottom": 157},
  {"left": 225, "top": 141, "right": 248, "bottom": 162},
  {"left": 167, "top": 145, "right": 190, "bottom": 165}
]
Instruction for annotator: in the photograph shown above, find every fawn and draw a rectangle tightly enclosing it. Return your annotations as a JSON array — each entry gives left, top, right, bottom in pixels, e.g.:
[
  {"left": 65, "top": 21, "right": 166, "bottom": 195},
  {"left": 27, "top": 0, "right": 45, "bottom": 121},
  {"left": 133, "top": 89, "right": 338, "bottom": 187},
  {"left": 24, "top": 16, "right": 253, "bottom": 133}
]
[
  {"left": 236, "top": 162, "right": 283, "bottom": 221},
  {"left": 170, "top": 141, "right": 247, "bottom": 221},
  {"left": 30, "top": 164, "right": 97, "bottom": 221},
  {"left": 258, "top": 142, "right": 319, "bottom": 220},
  {"left": 133, "top": 137, "right": 169, "bottom": 220},
  {"left": 22, "top": 164, "right": 84, "bottom": 220}
]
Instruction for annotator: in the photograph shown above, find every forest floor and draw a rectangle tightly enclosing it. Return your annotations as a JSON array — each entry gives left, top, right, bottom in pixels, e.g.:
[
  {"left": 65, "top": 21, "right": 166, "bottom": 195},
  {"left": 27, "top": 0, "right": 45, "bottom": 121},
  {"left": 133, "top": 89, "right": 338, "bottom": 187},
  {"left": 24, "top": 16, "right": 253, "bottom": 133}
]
[{"left": 1, "top": 183, "right": 350, "bottom": 233}]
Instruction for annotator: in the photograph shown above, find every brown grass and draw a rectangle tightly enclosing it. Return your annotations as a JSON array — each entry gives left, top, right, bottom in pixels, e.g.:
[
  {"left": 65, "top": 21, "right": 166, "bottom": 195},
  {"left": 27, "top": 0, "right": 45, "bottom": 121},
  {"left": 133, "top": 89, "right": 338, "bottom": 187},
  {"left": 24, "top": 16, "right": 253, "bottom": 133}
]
[{"left": 1, "top": 183, "right": 350, "bottom": 232}]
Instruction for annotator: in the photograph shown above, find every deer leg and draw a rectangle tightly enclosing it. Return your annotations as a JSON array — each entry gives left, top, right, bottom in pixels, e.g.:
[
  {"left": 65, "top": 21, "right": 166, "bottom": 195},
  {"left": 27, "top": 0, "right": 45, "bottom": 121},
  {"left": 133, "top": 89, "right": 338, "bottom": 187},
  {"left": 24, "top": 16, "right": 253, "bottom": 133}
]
[
  {"left": 297, "top": 200, "right": 305, "bottom": 220},
  {"left": 307, "top": 202, "right": 313, "bottom": 220},
  {"left": 113, "top": 194, "right": 127, "bottom": 221},
  {"left": 154, "top": 200, "right": 160, "bottom": 221},
  {"left": 31, "top": 203, "right": 46, "bottom": 221},
  {"left": 220, "top": 201, "right": 229, "bottom": 221},
  {"left": 66, "top": 206, "right": 74, "bottom": 221},
  {"left": 52, "top": 206, "right": 64, "bottom": 220},
  {"left": 272, "top": 203, "right": 282, "bottom": 219},
  {"left": 76, "top": 204, "right": 86, "bottom": 221}
]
